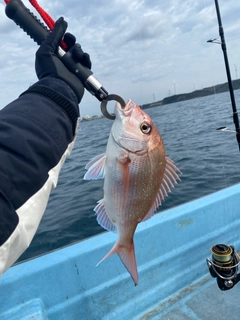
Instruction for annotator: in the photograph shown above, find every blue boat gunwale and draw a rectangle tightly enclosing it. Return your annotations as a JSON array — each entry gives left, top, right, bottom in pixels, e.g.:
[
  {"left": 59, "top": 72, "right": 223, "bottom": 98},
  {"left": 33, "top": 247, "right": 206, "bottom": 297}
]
[{"left": 1, "top": 183, "right": 240, "bottom": 320}]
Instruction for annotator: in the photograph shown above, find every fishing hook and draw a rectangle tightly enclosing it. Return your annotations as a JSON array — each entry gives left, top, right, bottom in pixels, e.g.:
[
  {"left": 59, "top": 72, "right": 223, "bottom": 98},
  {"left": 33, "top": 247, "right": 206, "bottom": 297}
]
[{"left": 100, "top": 94, "right": 126, "bottom": 120}]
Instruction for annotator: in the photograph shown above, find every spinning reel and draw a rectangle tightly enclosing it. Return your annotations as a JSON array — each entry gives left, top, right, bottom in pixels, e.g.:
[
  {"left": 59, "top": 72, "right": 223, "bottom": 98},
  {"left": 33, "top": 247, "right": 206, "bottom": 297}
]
[{"left": 206, "top": 244, "right": 240, "bottom": 291}]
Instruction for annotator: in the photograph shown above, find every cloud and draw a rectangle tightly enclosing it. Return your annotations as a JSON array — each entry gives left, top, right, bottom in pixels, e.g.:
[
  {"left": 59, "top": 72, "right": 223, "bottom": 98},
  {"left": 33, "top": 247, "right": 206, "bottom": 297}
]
[{"left": 0, "top": 0, "right": 239, "bottom": 116}]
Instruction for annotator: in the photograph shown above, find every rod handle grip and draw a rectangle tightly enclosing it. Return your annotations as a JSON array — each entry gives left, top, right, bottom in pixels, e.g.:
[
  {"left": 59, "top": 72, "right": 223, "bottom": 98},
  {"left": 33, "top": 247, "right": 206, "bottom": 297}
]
[
  {"left": 5, "top": 0, "right": 108, "bottom": 101},
  {"left": 5, "top": 0, "right": 49, "bottom": 45}
]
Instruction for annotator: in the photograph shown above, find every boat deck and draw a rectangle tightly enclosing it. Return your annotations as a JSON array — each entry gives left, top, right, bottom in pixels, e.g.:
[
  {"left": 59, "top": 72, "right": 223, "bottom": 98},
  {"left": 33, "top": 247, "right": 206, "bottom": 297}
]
[
  {"left": 1, "top": 184, "right": 240, "bottom": 319},
  {"left": 137, "top": 275, "right": 240, "bottom": 320},
  {"left": 1, "top": 272, "right": 240, "bottom": 319}
]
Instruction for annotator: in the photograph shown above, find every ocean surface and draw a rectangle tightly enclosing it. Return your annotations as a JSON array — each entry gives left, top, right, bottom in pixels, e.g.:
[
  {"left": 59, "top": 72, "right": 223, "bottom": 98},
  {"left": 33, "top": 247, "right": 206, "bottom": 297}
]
[{"left": 18, "top": 89, "right": 240, "bottom": 262}]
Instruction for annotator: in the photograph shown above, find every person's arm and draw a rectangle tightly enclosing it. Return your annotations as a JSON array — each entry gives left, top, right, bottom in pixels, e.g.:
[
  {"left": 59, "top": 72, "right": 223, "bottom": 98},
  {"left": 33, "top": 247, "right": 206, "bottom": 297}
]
[{"left": 0, "top": 18, "right": 91, "bottom": 276}]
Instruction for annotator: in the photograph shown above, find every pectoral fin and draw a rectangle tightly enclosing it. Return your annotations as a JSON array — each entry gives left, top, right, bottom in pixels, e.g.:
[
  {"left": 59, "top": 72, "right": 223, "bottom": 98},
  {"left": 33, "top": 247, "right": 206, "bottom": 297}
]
[{"left": 84, "top": 153, "right": 106, "bottom": 180}]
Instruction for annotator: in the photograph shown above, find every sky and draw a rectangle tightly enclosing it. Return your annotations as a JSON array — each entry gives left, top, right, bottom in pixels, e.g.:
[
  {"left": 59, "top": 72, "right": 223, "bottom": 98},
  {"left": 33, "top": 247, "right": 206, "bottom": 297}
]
[{"left": 0, "top": 0, "right": 240, "bottom": 117}]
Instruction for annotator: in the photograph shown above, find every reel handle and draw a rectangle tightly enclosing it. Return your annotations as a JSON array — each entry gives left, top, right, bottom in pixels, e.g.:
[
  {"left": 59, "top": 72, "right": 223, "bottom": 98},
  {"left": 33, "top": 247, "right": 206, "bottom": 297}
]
[{"left": 5, "top": 0, "right": 108, "bottom": 101}]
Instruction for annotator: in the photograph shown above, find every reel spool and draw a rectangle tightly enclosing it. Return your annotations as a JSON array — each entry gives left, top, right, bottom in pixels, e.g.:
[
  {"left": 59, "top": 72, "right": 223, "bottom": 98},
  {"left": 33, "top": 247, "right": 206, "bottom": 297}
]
[{"left": 206, "top": 244, "right": 240, "bottom": 291}]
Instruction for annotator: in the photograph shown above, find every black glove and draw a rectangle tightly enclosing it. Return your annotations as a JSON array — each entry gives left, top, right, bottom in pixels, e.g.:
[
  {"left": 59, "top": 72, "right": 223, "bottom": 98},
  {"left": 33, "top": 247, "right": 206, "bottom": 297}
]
[
  {"left": 35, "top": 17, "right": 91, "bottom": 103},
  {"left": 63, "top": 32, "right": 92, "bottom": 70}
]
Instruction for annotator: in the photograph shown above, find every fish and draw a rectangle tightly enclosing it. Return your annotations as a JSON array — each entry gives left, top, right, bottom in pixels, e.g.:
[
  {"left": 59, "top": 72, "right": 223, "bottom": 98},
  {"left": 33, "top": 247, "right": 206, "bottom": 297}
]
[{"left": 84, "top": 100, "right": 181, "bottom": 285}]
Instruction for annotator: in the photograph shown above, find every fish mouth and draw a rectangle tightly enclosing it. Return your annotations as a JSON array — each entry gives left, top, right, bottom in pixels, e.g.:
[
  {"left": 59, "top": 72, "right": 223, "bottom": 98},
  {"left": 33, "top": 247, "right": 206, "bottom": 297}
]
[
  {"left": 113, "top": 99, "right": 147, "bottom": 155},
  {"left": 114, "top": 99, "right": 136, "bottom": 118}
]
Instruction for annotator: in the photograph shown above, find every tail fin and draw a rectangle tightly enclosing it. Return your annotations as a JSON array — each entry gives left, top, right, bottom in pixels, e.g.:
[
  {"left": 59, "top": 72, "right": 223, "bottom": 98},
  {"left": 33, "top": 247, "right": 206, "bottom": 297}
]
[{"left": 96, "top": 241, "right": 138, "bottom": 285}]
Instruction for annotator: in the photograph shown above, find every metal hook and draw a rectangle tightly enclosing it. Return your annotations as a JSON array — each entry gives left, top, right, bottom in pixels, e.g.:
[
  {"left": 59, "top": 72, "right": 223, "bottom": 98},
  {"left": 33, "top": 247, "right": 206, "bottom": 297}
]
[{"left": 100, "top": 94, "right": 126, "bottom": 120}]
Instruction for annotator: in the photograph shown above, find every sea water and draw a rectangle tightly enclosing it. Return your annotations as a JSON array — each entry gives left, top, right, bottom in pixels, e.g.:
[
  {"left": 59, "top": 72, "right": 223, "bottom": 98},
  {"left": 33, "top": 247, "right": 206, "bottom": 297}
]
[{"left": 18, "top": 89, "right": 240, "bottom": 262}]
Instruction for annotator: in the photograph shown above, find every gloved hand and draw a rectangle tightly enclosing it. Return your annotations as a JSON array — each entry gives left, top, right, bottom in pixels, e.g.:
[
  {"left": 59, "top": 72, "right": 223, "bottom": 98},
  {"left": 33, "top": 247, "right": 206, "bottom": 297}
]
[
  {"left": 63, "top": 33, "right": 92, "bottom": 70},
  {"left": 35, "top": 17, "right": 92, "bottom": 103}
]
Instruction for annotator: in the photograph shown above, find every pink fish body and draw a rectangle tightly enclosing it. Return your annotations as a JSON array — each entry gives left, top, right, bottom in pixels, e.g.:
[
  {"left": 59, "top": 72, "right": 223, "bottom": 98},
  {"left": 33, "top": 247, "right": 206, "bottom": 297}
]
[{"left": 84, "top": 100, "right": 181, "bottom": 285}]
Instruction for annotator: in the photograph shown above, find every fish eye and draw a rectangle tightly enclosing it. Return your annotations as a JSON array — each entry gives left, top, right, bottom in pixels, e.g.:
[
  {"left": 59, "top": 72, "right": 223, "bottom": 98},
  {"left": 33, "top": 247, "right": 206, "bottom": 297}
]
[{"left": 140, "top": 122, "right": 151, "bottom": 134}]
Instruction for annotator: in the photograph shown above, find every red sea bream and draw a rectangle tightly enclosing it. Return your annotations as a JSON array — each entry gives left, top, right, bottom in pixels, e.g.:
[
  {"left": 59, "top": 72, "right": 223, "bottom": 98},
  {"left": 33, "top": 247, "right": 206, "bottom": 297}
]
[{"left": 84, "top": 100, "right": 181, "bottom": 285}]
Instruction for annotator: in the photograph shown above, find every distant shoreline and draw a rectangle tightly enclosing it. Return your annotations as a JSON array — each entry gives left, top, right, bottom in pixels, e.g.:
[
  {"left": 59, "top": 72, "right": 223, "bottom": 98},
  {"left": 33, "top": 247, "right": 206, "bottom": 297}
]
[
  {"left": 141, "top": 79, "right": 240, "bottom": 110},
  {"left": 82, "top": 79, "right": 240, "bottom": 121},
  {"left": 81, "top": 114, "right": 104, "bottom": 122}
]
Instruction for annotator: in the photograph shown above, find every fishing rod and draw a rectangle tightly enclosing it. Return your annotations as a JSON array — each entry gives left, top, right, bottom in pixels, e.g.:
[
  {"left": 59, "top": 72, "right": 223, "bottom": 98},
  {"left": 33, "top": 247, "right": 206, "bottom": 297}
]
[
  {"left": 205, "top": 3, "right": 240, "bottom": 293},
  {"left": 4, "top": 0, "right": 125, "bottom": 120},
  {"left": 207, "top": 0, "right": 240, "bottom": 151}
]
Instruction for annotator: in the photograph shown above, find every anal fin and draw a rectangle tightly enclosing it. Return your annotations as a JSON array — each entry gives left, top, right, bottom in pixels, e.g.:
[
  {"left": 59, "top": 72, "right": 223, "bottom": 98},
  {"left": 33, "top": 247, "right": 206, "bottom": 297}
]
[{"left": 94, "top": 199, "right": 116, "bottom": 232}]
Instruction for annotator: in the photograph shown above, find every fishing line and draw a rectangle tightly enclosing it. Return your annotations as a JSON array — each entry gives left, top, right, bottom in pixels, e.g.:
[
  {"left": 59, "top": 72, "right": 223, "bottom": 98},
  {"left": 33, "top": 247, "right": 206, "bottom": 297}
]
[
  {"left": 204, "top": 0, "right": 238, "bottom": 189},
  {"left": 138, "top": 19, "right": 144, "bottom": 106},
  {"left": 209, "top": 0, "right": 240, "bottom": 254},
  {"left": 213, "top": 92, "right": 229, "bottom": 190},
  {"left": 201, "top": 2, "right": 240, "bottom": 284}
]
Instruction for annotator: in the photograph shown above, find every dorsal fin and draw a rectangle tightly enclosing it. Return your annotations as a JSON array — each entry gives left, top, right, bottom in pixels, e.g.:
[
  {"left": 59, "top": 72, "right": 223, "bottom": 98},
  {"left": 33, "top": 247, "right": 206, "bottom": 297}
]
[{"left": 142, "top": 157, "right": 181, "bottom": 222}]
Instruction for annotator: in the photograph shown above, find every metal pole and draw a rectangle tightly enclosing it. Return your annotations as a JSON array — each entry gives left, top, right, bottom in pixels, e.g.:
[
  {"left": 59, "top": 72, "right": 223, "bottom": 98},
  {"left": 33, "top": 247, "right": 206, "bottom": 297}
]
[{"left": 214, "top": 0, "right": 240, "bottom": 150}]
